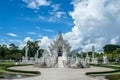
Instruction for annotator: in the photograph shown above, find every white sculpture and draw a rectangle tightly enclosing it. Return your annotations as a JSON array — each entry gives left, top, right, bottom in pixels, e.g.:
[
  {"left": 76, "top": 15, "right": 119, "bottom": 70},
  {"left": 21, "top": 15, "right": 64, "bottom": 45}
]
[
  {"left": 91, "top": 46, "right": 95, "bottom": 63},
  {"left": 22, "top": 45, "right": 29, "bottom": 64},
  {"left": 91, "top": 46, "right": 98, "bottom": 64},
  {"left": 85, "top": 52, "right": 90, "bottom": 64},
  {"left": 25, "top": 45, "right": 28, "bottom": 58},
  {"left": 103, "top": 55, "right": 109, "bottom": 64},
  {"left": 92, "top": 46, "right": 95, "bottom": 59}
]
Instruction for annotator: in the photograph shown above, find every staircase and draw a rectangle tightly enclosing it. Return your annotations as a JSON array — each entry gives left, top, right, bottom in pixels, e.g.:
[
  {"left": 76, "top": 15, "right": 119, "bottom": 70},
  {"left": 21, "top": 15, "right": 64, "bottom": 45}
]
[{"left": 58, "top": 57, "right": 64, "bottom": 67}]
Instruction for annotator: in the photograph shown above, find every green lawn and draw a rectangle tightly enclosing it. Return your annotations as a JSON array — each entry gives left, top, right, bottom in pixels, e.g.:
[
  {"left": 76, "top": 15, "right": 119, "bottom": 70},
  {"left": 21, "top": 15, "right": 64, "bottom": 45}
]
[
  {"left": 0, "top": 62, "right": 15, "bottom": 72},
  {"left": 87, "top": 64, "right": 120, "bottom": 80},
  {"left": 87, "top": 64, "right": 120, "bottom": 75},
  {"left": 0, "top": 62, "right": 40, "bottom": 74},
  {"left": 0, "top": 62, "right": 15, "bottom": 65},
  {"left": 0, "top": 67, "right": 4, "bottom": 72},
  {"left": 0, "top": 62, "right": 40, "bottom": 79}
]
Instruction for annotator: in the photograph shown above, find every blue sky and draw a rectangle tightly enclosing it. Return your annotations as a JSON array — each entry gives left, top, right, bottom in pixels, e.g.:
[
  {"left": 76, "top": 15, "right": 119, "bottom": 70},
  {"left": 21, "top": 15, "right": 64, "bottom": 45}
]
[
  {"left": 0, "top": 0, "right": 120, "bottom": 52},
  {"left": 0, "top": 0, "right": 74, "bottom": 44}
]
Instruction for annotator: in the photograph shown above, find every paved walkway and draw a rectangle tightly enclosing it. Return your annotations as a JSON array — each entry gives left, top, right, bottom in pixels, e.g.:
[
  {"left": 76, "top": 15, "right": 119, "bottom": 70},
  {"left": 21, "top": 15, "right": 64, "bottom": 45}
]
[{"left": 9, "top": 66, "right": 113, "bottom": 80}]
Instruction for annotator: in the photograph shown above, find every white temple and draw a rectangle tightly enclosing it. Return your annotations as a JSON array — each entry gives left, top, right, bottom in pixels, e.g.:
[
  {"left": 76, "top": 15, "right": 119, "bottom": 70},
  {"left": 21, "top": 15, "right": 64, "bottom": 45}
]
[
  {"left": 48, "top": 32, "right": 71, "bottom": 67},
  {"left": 33, "top": 32, "right": 90, "bottom": 68}
]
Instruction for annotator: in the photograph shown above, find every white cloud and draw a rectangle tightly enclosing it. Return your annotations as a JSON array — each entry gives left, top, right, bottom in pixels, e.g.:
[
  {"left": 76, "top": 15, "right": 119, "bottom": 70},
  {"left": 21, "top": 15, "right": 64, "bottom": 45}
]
[
  {"left": 51, "top": 4, "right": 60, "bottom": 11},
  {"left": 64, "top": 0, "right": 120, "bottom": 52},
  {"left": 38, "top": 15, "right": 56, "bottom": 22},
  {"left": 19, "top": 43, "right": 26, "bottom": 50},
  {"left": 7, "top": 33, "right": 17, "bottom": 37},
  {"left": 9, "top": 39, "right": 22, "bottom": 43},
  {"left": 38, "top": 15, "right": 46, "bottom": 21},
  {"left": 22, "top": 0, "right": 50, "bottom": 9},
  {"left": 24, "top": 37, "right": 33, "bottom": 42},
  {"left": 9, "top": 39, "right": 24, "bottom": 50},
  {"left": 110, "top": 36, "right": 120, "bottom": 44},
  {"left": 43, "top": 28, "right": 54, "bottom": 32},
  {"left": 49, "top": 11, "right": 66, "bottom": 18},
  {"left": 19, "top": 37, "right": 34, "bottom": 49},
  {"left": 39, "top": 36, "right": 52, "bottom": 50},
  {"left": 49, "top": 4, "right": 66, "bottom": 19},
  {"left": 47, "top": 16, "right": 57, "bottom": 22},
  {"left": 0, "top": 43, "right": 10, "bottom": 48},
  {"left": 18, "top": 36, "right": 52, "bottom": 50},
  {"left": 38, "top": 14, "right": 64, "bottom": 23},
  {"left": 55, "top": 11, "right": 66, "bottom": 18},
  {"left": 27, "top": 32, "right": 36, "bottom": 35}
]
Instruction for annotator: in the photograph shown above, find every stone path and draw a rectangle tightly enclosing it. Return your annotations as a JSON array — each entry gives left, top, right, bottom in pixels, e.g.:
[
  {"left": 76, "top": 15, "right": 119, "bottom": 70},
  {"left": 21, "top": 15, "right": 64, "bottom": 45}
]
[{"left": 9, "top": 65, "right": 113, "bottom": 80}]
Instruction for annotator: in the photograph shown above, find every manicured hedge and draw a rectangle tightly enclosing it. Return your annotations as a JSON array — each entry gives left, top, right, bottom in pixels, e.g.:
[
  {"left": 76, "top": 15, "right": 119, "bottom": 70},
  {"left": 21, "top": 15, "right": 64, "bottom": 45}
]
[
  {"left": 3, "top": 64, "right": 40, "bottom": 75},
  {"left": 86, "top": 64, "right": 120, "bottom": 75},
  {"left": 86, "top": 70, "right": 120, "bottom": 75},
  {"left": 90, "top": 64, "right": 120, "bottom": 69}
]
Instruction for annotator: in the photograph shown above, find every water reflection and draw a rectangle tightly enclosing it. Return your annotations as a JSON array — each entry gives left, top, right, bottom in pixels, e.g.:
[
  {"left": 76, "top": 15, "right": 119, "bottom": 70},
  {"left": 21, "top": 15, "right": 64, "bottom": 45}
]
[
  {"left": 105, "top": 74, "right": 120, "bottom": 80},
  {"left": 0, "top": 72, "right": 33, "bottom": 79},
  {"left": 95, "top": 76, "right": 105, "bottom": 79},
  {"left": 95, "top": 74, "right": 120, "bottom": 80}
]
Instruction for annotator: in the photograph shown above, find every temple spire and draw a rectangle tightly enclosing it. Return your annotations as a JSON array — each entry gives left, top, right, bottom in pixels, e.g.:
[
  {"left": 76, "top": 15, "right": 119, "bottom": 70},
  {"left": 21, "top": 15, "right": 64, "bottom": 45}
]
[
  {"left": 57, "top": 31, "right": 63, "bottom": 39},
  {"left": 58, "top": 31, "right": 62, "bottom": 36}
]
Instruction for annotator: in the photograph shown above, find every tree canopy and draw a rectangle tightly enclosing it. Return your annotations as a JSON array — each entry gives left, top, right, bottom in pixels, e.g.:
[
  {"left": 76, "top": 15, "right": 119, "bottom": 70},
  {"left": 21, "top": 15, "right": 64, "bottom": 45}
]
[
  {"left": 103, "top": 44, "right": 120, "bottom": 53},
  {"left": 27, "top": 40, "right": 40, "bottom": 57},
  {"left": 0, "top": 41, "right": 44, "bottom": 61}
]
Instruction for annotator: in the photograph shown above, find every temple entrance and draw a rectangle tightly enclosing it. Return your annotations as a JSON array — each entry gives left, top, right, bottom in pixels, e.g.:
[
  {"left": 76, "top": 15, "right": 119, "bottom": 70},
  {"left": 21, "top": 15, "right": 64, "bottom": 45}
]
[
  {"left": 58, "top": 46, "right": 63, "bottom": 56},
  {"left": 57, "top": 46, "right": 64, "bottom": 67}
]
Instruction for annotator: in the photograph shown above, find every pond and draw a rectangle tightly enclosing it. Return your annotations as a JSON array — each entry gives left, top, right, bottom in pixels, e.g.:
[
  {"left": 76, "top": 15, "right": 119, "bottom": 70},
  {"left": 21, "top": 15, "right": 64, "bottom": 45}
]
[
  {"left": 0, "top": 72, "right": 34, "bottom": 79},
  {"left": 94, "top": 74, "right": 120, "bottom": 80}
]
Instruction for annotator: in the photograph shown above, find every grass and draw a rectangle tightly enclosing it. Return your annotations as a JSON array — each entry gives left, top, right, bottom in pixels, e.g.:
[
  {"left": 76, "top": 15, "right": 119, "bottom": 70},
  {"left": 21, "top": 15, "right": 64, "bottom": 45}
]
[
  {"left": 90, "top": 72, "right": 120, "bottom": 76},
  {"left": 0, "top": 62, "right": 15, "bottom": 65},
  {"left": 86, "top": 64, "right": 120, "bottom": 75},
  {"left": 86, "top": 64, "right": 120, "bottom": 80},
  {"left": 0, "top": 62, "right": 15, "bottom": 72},
  {"left": 0, "top": 67, "right": 5, "bottom": 72},
  {"left": 90, "top": 64, "right": 120, "bottom": 69},
  {"left": 4, "top": 65, "right": 40, "bottom": 74},
  {"left": 0, "top": 62, "right": 40, "bottom": 79}
]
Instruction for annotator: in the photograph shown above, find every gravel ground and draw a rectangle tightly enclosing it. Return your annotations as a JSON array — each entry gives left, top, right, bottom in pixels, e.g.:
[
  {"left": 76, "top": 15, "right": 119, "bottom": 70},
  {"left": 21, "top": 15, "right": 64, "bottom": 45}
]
[{"left": 8, "top": 65, "right": 113, "bottom": 80}]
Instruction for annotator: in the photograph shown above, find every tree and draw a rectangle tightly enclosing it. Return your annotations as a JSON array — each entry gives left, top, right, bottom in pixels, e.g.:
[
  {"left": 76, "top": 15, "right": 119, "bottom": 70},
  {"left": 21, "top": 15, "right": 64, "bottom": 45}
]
[
  {"left": 9, "top": 43, "right": 18, "bottom": 51},
  {"left": 103, "top": 44, "right": 120, "bottom": 53},
  {"left": 26, "top": 41, "right": 39, "bottom": 57},
  {"left": 0, "top": 44, "right": 7, "bottom": 59},
  {"left": 9, "top": 43, "right": 21, "bottom": 60},
  {"left": 0, "top": 46, "right": 5, "bottom": 58},
  {"left": 112, "top": 48, "right": 120, "bottom": 59}
]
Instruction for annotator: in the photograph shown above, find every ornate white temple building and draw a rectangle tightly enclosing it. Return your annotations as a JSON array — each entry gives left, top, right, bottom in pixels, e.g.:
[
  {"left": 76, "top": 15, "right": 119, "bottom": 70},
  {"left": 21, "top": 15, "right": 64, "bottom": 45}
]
[
  {"left": 33, "top": 32, "right": 90, "bottom": 68},
  {"left": 48, "top": 32, "right": 71, "bottom": 67}
]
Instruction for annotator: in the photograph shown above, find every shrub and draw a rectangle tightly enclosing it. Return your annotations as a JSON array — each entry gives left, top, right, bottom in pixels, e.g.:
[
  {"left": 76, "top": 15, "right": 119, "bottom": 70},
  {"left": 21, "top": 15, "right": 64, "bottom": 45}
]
[
  {"left": 86, "top": 64, "right": 120, "bottom": 75},
  {"left": 3, "top": 64, "right": 40, "bottom": 75}
]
